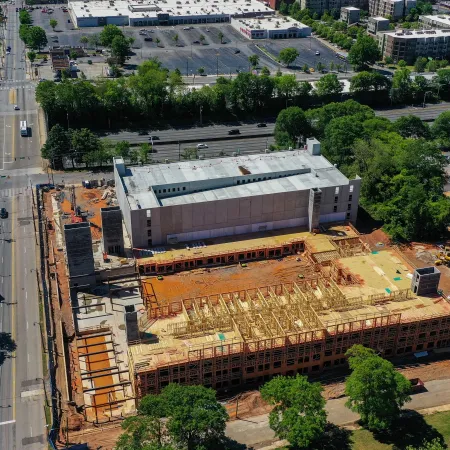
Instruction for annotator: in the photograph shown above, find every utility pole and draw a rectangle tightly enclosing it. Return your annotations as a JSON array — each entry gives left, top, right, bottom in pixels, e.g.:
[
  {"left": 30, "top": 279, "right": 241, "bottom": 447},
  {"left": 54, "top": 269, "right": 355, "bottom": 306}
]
[{"left": 199, "top": 106, "right": 203, "bottom": 126}]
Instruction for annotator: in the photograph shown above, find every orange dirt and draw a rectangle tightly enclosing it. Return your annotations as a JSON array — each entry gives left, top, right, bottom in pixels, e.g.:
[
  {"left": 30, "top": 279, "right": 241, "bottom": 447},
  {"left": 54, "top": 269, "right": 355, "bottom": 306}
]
[
  {"left": 147, "top": 255, "right": 315, "bottom": 303},
  {"left": 79, "top": 335, "right": 118, "bottom": 422}
]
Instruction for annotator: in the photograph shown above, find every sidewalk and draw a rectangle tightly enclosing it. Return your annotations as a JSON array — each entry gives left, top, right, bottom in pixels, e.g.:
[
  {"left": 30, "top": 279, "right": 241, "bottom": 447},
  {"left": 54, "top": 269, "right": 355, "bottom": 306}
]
[{"left": 225, "top": 378, "right": 450, "bottom": 447}]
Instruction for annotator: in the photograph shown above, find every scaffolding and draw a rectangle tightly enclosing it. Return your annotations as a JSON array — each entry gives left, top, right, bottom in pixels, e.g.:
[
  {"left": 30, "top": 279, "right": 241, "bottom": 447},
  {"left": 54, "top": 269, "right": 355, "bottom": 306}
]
[{"left": 128, "top": 277, "right": 450, "bottom": 399}]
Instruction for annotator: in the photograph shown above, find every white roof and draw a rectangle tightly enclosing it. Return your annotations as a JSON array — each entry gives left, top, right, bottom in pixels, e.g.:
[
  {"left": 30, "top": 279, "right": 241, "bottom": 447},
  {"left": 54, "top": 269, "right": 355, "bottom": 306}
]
[
  {"left": 69, "top": 0, "right": 274, "bottom": 20},
  {"left": 371, "top": 15, "right": 389, "bottom": 21},
  {"left": 421, "top": 14, "right": 450, "bottom": 25},
  {"left": 385, "top": 28, "right": 450, "bottom": 38},
  {"left": 117, "top": 150, "right": 352, "bottom": 210},
  {"left": 342, "top": 6, "right": 360, "bottom": 11},
  {"left": 232, "top": 15, "right": 310, "bottom": 31}
]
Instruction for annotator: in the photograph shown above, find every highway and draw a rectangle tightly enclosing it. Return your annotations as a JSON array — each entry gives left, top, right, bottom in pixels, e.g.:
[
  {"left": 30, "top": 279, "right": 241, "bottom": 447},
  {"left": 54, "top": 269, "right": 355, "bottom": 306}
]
[{"left": 0, "top": 1, "right": 47, "bottom": 449}]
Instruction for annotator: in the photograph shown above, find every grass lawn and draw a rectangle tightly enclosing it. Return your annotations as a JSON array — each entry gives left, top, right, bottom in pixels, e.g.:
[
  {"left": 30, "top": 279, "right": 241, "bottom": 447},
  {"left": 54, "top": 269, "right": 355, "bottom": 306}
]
[
  {"left": 351, "top": 410, "right": 450, "bottom": 450},
  {"left": 277, "top": 411, "right": 450, "bottom": 449}
]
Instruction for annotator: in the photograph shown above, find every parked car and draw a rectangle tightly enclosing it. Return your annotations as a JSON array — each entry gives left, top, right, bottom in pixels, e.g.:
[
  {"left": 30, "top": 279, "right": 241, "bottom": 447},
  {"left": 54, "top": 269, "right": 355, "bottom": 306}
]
[
  {"left": 197, "top": 143, "right": 208, "bottom": 149},
  {"left": 228, "top": 129, "right": 240, "bottom": 135},
  {"left": 192, "top": 40, "right": 200, "bottom": 44},
  {"left": 234, "top": 49, "right": 240, "bottom": 54},
  {"left": 144, "top": 37, "right": 153, "bottom": 41},
  {"left": 409, "top": 378, "right": 425, "bottom": 393},
  {"left": 257, "top": 123, "right": 267, "bottom": 128},
  {"left": 13, "top": 105, "right": 19, "bottom": 110},
  {"left": 0, "top": 208, "right": 8, "bottom": 219},
  {"left": 315, "top": 51, "right": 320, "bottom": 55}
]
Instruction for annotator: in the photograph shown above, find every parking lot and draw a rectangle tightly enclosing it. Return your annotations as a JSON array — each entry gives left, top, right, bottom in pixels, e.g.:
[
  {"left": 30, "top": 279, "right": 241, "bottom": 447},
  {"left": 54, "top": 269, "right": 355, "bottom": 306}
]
[{"left": 29, "top": 6, "right": 345, "bottom": 76}]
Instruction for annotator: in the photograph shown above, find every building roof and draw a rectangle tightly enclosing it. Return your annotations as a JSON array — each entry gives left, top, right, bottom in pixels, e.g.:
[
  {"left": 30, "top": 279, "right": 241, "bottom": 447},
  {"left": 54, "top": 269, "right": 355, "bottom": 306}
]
[
  {"left": 370, "top": 15, "right": 390, "bottom": 21},
  {"left": 116, "top": 148, "right": 355, "bottom": 210},
  {"left": 342, "top": 6, "right": 360, "bottom": 11},
  {"left": 232, "top": 15, "right": 310, "bottom": 30},
  {"left": 384, "top": 28, "right": 450, "bottom": 38},
  {"left": 420, "top": 14, "right": 450, "bottom": 25},
  {"left": 69, "top": 0, "right": 274, "bottom": 20}
]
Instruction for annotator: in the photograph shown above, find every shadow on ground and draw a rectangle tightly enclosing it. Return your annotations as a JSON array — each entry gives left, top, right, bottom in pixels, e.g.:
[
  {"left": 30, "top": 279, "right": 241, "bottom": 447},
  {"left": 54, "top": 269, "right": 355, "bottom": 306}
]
[{"left": 372, "top": 410, "right": 447, "bottom": 449}]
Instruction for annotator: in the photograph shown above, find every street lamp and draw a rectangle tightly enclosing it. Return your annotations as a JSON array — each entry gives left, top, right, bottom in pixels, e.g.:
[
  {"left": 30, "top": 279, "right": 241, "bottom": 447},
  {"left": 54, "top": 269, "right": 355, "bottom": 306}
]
[
  {"left": 423, "top": 90, "right": 433, "bottom": 108},
  {"left": 199, "top": 105, "right": 203, "bottom": 126}
]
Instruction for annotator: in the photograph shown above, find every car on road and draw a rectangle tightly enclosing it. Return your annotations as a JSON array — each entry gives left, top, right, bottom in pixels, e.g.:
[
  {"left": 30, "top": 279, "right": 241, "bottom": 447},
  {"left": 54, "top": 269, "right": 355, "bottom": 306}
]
[
  {"left": 138, "top": 130, "right": 149, "bottom": 135},
  {"left": 192, "top": 40, "right": 200, "bottom": 44},
  {"left": 0, "top": 208, "right": 8, "bottom": 219},
  {"left": 144, "top": 37, "right": 153, "bottom": 41},
  {"left": 197, "top": 143, "right": 208, "bottom": 149},
  {"left": 13, "top": 105, "right": 19, "bottom": 110},
  {"left": 257, "top": 123, "right": 267, "bottom": 128},
  {"left": 228, "top": 129, "right": 240, "bottom": 135},
  {"left": 149, "top": 135, "right": 159, "bottom": 140},
  {"left": 139, "top": 31, "right": 147, "bottom": 35},
  {"left": 6, "top": 51, "right": 10, "bottom": 55},
  {"left": 234, "top": 49, "right": 240, "bottom": 54},
  {"left": 315, "top": 51, "right": 320, "bottom": 55},
  {"left": 183, "top": 27, "right": 191, "bottom": 30}
]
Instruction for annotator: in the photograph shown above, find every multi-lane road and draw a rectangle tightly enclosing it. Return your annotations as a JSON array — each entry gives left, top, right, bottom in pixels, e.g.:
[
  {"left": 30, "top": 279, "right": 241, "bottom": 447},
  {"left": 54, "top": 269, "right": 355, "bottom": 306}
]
[{"left": 0, "top": 2, "right": 47, "bottom": 449}]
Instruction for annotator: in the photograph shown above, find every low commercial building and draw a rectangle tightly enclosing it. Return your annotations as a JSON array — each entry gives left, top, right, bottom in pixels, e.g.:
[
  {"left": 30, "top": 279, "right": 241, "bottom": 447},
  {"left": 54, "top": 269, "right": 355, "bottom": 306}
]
[
  {"left": 419, "top": 14, "right": 450, "bottom": 30},
  {"left": 230, "top": 15, "right": 311, "bottom": 39},
  {"left": 340, "top": 6, "right": 360, "bottom": 24},
  {"left": 378, "top": 28, "right": 450, "bottom": 64},
  {"left": 114, "top": 140, "right": 361, "bottom": 249},
  {"left": 68, "top": 0, "right": 274, "bottom": 28},
  {"left": 369, "top": 0, "right": 416, "bottom": 20},
  {"left": 368, "top": 16, "right": 390, "bottom": 34}
]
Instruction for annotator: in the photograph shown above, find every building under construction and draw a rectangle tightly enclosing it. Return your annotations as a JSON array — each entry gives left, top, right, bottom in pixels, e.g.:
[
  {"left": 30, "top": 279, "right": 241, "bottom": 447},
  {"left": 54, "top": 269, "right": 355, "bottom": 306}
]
[{"left": 128, "top": 231, "right": 450, "bottom": 399}]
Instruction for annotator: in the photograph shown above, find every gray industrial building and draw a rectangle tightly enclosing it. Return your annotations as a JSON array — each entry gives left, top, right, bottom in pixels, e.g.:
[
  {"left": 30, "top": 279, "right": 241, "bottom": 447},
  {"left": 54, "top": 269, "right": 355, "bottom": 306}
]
[
  {"left": 411, "top": 267, "right": 441, "bottom": 296},
  {"left": 114, "top": 140, "right": 361, "bottom": 249},
  {"left": 64, "top": 222, "right": 96, "bottom": 288}
]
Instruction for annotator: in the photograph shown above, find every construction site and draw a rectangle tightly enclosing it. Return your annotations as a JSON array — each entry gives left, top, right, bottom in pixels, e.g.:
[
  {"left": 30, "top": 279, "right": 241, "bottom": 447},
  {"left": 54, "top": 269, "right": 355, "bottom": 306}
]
[{"left": 40, "top": 182, "right": 450, "bottom": 444}]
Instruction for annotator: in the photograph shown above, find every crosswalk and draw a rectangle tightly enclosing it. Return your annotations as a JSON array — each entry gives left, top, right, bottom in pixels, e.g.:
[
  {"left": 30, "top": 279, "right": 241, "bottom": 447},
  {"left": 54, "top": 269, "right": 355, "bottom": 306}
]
[{"left": 0, "top": 187, "right": 31, "bottom": 198}]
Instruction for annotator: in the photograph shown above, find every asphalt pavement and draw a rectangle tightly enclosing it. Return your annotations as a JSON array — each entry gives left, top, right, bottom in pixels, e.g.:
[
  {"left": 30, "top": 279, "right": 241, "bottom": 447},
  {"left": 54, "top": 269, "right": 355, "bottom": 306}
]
[{"left": 0, "top": 2, "right": 47, "bottom": 449}]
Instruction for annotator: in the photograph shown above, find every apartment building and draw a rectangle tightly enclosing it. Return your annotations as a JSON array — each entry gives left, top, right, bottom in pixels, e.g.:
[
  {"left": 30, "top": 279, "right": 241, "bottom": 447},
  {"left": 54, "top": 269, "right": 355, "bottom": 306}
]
[
  {"left": 368, "top": 16, "right": 390, "bottom": 34},
  {"left": 369, "top": 0, "right": 415, "bottom": 20},
  {"left": 419, "top": 14, "right": 450, "bottom": 30},
  {"left": 378, "top": 29, "right": 450, "bottom": 64},
  {"left": 341, "top": 6, "right": 361, "bottom": 24},
  {"left": 300, "top": 0, "right": 368, "bottom": 16}
]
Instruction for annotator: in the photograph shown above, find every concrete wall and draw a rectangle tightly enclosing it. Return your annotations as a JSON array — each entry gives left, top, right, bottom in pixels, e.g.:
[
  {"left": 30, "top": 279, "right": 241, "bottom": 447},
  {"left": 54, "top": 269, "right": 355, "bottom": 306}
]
[
  {"left": 64, "top": 222, "right": 96, "bottom": 288},
  {"left": 145, "top": 179, "right": 361, "bottom": 245},
  {"left": 101, "top": 206, "right": 124, "bottom": 255}
]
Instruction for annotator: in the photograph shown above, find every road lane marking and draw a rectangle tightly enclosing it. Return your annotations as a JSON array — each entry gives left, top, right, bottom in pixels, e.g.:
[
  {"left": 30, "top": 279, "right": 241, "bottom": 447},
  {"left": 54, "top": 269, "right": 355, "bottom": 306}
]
[
  {"left": 8, "top": 88, "right": 16, "bottom": 105},
  {"left": 0, "top": 420, "right": 16, "bottom": 426},
  {"left": 24, "top": 247, "right": 26, "bottom": 253},
  {"left": 27, "top": 353, "right": 29, "bottom": 362},
  {"left": 26, "top": 321, "right": 28, "bottom": 329},
  {"left": 11, "top": 194, "right": 16, "bottom": 422},
  {"left": 25, "top": 291, "right": 27, "bottom": 299}
]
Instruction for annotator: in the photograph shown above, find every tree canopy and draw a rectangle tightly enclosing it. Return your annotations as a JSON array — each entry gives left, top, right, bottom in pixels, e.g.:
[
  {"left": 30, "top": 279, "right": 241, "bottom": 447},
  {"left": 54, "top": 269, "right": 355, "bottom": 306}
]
[
  {"left": 0, "top": 332, "right": 16, "bottom": 366},
  {"left": 274, "top": 106, "right": 312, "bottom": 148},
  {"left": 118, "top": 384, "right": 228, "bottom": 450},
  {"left": 315, "top": 73, "right": 343, "bottom": 96},
  {"left": 345, "top": 345, "right": 412, "bottom": 431},
  {"left": 279, "top": 47, "right": 299, "bottom": 67},
  {"left": 260, "top": 374, "right": 327, "bottom": 449},
  {"left": 348, "top": 35, "right": 381, "bottom": 71}
]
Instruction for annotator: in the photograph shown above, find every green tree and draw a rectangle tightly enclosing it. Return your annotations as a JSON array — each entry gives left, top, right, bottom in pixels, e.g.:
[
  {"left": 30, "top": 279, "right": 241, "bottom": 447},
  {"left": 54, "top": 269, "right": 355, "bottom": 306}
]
[
  {"left": 41, "top": 124, "right": 70, "bottom": 168},
  {"left": 260, "top": 375, "right": 327, "bottom": 449},
  {"left": 348, "top": 35, "right": 381, "bottom": 71},
  {"left": 110, "top": 34, "right": 130, "bottom": 65},
  {"left": 394, "top": 115, "right": 430, "bottom": 139},
  {"left": 88, "top": 33, "right": 101, "bottom": 50},
  {"left": 218, "top": 31, "right": 224, "bottom": 44},
  {"left": 261, "top": 66, "right": 270, "bottom": 76},
  {"left": 398, "top": 59, "right": 407, "bottom": 68},
  {"left": 100, "top": 24, "right": 124, "bottom": 47},
  {"left": 70, "top": 128, "right": 101, "bottom": 161},
  {"left": 414, "top": 56, "right": 427, "bottom": 73},
  {"left": 27, "top": 51, "right": 36, "bottom": 64},
  {"left": 173, "top": 33, "right": 179, "bottom": 46},
  {"left": 385, "top": 55, "right": 394, "bottom": 65},
  {"left": 350, "top": 71, "right": 391, "bottom": 93},
  {"left": 279, "top": 47, "right": 299, "bottom": 67},
  {"left": 155, "top": 37, "right": 161, "bottom": 47},
  {"left": 248, "top": 54, "right": 260, "bottom": 68},
  {"left": 391, "top": 68, "right": 413, "bottom": 103},
  {"left": 197, "top": 66, "right": 205, "bottom": 76},
  {"left": 19, "top": 10, "right": 31, "bottom": 25},
  {"left": 199, "top": 34, "right": 205, "bottom": 45},
  {"left": 138, "top": 384, "right": 228, "bottom": 450},
  {"left": 302, "top": 63, "right": 310, "bottom": 72},
  {"left": 80, "top": 35, "right": 89, "bottom": 49},
  {"left": 26, "top": 26, "right": 47, "bottom": 51},
  {"left": 181, "top": 147, "right": 198, "bottom": 159},
  {"left": 138, "top": 143, "right": 151, "bottom": 164},
  {"left": 406, "top": 438, "right": 446, "bottom": 450},
  {"left": 345, "top": 345, "right": 411, "bottom": 431},
  {"left": 274, "top": 106, "right": 311, "bottom": 148},
  {"left": 0, "top": 332, "right": 16, "bottom": 366},
  {"left": 114, "top": 140, "right": 130, "bottom": 158},
  {"left": 49, "top": 18, "right": 57, "bottom": 31},
  {"left": 315, "top": 73, "right": 343, "bottom": 96}
]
